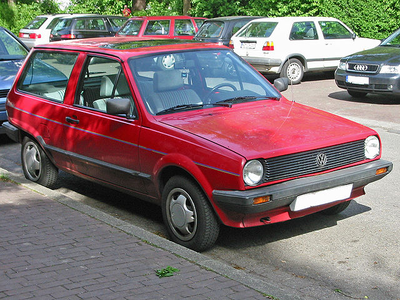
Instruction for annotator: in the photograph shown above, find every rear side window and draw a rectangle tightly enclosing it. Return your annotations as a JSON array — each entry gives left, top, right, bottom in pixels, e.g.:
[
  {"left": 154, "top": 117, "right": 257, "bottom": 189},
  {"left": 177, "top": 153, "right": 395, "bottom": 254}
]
[
  {"left": 237, "top": 22, "right": 278, "bottom": 38},
  {"left": 175, "top": 19, "right": 195, "bottom": 36},
  {"left": 144, "top": 20, "right": 170, "bottom": 35},
  {"left": 319, "top": 21, "right": 352, "bottom": 39},
  {"left": 47, "top": 17, "right": 62, "bottom": 29},
  {"left": 290, "top": 21, "right": 318, "bottom": 40},
  {"left": 17, "top": 52, "right": 78, "bottom": 102},
  {"left": 23, "top": 17, "right": 47, "bottom": 29},
  {"left": 196, "top": 21, "right": 225, "bottom": 38},
  {"left": 51, "top": 19, "right": 72, "bottom": 34}
]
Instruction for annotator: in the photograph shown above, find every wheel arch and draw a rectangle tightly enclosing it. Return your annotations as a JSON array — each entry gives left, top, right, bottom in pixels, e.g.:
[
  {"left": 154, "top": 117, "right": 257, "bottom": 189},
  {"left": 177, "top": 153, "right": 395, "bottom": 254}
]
[{"left": 280, "top": 54, "right": 308, "bottom": 72}]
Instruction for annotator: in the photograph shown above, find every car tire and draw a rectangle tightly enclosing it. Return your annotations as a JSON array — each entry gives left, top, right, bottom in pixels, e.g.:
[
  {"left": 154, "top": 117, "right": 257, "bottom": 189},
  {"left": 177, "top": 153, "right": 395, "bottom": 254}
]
[
  {"left": 162, "top": 175, "right": 220, "bottom": 251},
  {"left": 21, "top": 137, "right": 58, "bottom": 188},
  {"left": 348, "top": 90, "right": 368, "bottom": 98},
  {"left": 280, "top": 58, "right": 304, "bottom": 84},
  {"left": 320, "top": 200, "right": 351, "bottom": 215}
]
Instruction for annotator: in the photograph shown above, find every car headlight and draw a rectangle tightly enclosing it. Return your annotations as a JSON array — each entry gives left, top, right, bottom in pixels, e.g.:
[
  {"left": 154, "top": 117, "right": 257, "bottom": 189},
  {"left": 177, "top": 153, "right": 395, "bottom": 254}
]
[
  {"left": 243, "top": 160, "right": 264, "bottom": 186},
  {"left": 338, "top": 61, "right": 347, "bottom": 70},
  {"left": 365, "top": 136, "right": 380, "bottom": 159},
  {"left": 380, "top": 65, "right": 400, "bottom": 74}
]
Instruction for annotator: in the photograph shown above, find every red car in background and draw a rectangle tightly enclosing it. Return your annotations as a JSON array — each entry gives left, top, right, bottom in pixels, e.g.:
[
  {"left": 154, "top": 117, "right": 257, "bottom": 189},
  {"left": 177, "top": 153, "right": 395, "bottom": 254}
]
[
  {"left": 116, "top": 16, "right": 206, "bottom": 39},
  {"left": 4, "top": 37, "right": 392, "bottom": 251}
]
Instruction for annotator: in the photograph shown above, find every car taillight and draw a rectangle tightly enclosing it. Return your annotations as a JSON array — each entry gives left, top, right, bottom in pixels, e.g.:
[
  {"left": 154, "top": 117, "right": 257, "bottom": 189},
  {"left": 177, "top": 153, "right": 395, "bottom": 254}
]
[
  {"left": 29, "top": 33, "right": 41, "bottom": 39},
  {"left": 262, "top": 41, "right": 274, "bottom": 51},
  {"left": 229, "top": 40, "right": 234, "bottom": 49},
  {"left": 19, "top": 32, "right": 24, "bottom": 38},
  {"left": 61, "top": 34, "right": 76, "bottom": 39}
]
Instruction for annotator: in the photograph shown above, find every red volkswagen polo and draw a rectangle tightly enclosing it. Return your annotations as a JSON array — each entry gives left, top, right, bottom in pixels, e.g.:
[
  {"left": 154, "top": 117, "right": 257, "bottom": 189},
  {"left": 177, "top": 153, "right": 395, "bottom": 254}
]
[{"left": 4, "top": 38, "right": 392, "bottom": 251}]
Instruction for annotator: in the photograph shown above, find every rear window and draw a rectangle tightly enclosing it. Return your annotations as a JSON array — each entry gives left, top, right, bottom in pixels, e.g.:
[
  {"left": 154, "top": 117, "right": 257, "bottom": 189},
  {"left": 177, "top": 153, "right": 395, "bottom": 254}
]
[
  {"left": 237, "top": 22, "right": 278, "bottom": 38},
  {"left": 117, "top": 20, "right": 144, "bottom": 36},
  {"left": 196, "top": 21, "right": 225, "bottom": 38},
  {"left": 23, "top": 17, "right": 47, "bottom": 30},
  {"left": 47, "top": 17, "right": 62, "bottom": 29},
  {"left": 17, "top": 51, "right": 78, "bottom": 102}
]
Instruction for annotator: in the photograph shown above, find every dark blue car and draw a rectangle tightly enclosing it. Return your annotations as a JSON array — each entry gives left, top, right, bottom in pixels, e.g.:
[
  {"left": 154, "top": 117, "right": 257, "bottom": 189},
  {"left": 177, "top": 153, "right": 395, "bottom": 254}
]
[{"left": 0, "top": 27, "right": 29, "bottom": 134}]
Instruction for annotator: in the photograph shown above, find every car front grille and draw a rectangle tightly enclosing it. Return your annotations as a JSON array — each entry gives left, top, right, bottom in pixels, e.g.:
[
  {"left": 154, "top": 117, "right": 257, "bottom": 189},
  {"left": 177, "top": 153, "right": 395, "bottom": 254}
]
[
  {"left": 0, "top": 89, "right": 8, "bottom": 98},
  {"left": 263, "top": 140, "right": 365, "bottom": 183},
  {"left": 347, "top": 63, "right": 379, "bottom": 74}
]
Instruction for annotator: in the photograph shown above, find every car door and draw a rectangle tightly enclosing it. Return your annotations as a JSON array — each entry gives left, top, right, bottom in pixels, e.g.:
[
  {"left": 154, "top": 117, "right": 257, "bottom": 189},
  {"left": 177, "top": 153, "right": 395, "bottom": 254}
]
[
  {"left": 62, "top": 54, "right": 146, "bottom": 192},
  {"left": 317, "top": 20, "right": 357, "bottom": 68}
]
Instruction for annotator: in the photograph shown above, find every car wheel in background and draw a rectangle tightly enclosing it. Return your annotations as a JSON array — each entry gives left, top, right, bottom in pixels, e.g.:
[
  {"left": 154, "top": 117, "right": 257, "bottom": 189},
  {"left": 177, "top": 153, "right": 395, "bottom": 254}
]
[
  {"left": 21, "top": 137, "right": 58, "bottom": 188},
  {"left": 162, "top": 176, "right": 220, "bottom": 252},
  {"left": 320, "top": 200, "right": 351, "bottom": 215},
  {"left": 280, "top": 58, "right": 304, "bottom": 84}
]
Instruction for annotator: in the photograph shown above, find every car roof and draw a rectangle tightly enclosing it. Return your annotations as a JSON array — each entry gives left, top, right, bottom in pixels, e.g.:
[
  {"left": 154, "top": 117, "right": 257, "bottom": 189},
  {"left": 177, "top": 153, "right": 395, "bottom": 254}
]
[
  {"left": 250, "top": 16, "right": 339, "bottom": 22},
  {"left": 203, "top": 16, "right": 262, "bottom": 22},
  {"left": 127, "top": 16, "right": 206, "bottom": 20},
  {"left": 35, "top": 37, "right": 226, "bottom": 58},
  {"left": 55, "top": 14, "right": 110, "bottom": 20}
]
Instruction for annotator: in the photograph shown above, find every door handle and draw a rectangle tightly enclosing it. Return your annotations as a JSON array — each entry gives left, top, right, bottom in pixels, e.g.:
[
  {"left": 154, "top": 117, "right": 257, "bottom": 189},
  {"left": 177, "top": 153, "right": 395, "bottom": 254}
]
[{"left": 66, "top": 116, "right": 79, "bottom": 124}]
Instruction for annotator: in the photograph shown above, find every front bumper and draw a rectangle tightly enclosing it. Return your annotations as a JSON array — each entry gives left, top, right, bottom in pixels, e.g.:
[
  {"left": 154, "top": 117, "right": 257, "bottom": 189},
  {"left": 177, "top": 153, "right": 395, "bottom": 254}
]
[
  {"left": 213, "top": 159, "right": 392, "bottom": 214},
  {"left": 335, "top": 70, "right": 400, "bottom": 95}
]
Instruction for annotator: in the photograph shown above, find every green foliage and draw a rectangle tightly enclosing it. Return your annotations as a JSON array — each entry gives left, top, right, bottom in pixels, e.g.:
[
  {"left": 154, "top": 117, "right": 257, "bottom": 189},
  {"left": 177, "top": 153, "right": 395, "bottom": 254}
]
[
  {"left": 66, "top": 0, "right": 124, "bottom": 14},
  {"left": 155, "top": 266, "right": 180, "bottom": 278},
  {"left": 0, "top": 1, "right": 60, "bottom": 35}
]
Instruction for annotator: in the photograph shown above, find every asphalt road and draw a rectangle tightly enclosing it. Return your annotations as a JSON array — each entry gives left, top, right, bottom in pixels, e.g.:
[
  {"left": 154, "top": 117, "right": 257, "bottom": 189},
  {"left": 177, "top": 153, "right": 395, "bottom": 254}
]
[{"left": 1, "top": 73, "right": 399, "bottom": 300}]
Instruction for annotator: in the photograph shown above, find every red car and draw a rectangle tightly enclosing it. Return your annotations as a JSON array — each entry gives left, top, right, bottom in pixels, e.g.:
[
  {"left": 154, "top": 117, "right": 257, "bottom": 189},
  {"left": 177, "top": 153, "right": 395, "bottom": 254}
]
[
  {"left": 116, "top": 16, "right": 206, "bottom": 39},
  {"left": 4, "top": 38, "right": 392, "bottom": 251}
]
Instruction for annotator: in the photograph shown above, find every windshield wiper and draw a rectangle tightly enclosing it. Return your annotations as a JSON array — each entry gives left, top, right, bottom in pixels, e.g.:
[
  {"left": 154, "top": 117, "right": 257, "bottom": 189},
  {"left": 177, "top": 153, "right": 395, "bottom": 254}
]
[
  {"left": 156, "top": 104, "right": 204, "bottom": 115},
  {"left": 214, "top": 96, "right": 280, "bottom": 107}
]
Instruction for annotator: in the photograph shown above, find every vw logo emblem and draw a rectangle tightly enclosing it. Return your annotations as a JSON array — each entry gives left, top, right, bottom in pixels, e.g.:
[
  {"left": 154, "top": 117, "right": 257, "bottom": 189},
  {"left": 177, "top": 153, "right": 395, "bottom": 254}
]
[
  {"left": 316, "top": 152, "right": 328, "bottom": 167},
  {"left": 354, "top": 64, "right": 368, "bottom": 71}
]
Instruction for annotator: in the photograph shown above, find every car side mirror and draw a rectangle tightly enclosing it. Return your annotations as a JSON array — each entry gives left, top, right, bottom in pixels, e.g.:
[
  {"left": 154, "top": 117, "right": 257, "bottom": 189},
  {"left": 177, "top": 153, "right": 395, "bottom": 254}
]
[
  {"left": 274, "top": 77, "right": 289, "bottom": 92},
  {"left": 352, "top": 33, "right": 356, "bottom": 40},
  {"left": 106, "top": 98, "right": 132, "bottom": 118}
]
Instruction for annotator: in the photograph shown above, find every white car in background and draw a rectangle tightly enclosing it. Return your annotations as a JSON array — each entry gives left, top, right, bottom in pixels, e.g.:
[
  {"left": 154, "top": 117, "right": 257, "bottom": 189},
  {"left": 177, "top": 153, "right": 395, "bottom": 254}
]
[
  {"left": 230, "top": 17, "right": 380, "bottom": 84},
  {"left": 19, "top": 14, "right": 71, "bottom": 48}
]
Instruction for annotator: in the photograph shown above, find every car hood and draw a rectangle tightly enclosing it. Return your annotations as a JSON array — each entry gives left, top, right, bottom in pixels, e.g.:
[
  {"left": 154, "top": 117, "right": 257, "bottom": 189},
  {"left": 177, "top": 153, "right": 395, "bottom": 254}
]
[
  {"left": 0, "top": 59, "right": 24, "bottom": 91},
  {"left": 158, "top": 100, "right": 373, "bottom": 159},
  {"left": 343, "top": 45, "right": 400, "bottom": 64}
]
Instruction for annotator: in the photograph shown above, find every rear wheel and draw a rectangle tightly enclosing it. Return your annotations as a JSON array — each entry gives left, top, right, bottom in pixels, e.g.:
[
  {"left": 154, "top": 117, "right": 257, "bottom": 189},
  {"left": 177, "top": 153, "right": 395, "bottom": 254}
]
[
  {"left": 348, "top": 90, "right": 368, "bottom": 98},
  {"left": 280, "top": 58, "right": 304, "bottom": 84},
  {"left": 21, "top": 137, "right": 58, "bottom": 188},
  {"left": 320, "top": 201, "right": 351, "bottom": 215},
  {"left": 162, "top": 176, "right": 220, "bottom": 251}
]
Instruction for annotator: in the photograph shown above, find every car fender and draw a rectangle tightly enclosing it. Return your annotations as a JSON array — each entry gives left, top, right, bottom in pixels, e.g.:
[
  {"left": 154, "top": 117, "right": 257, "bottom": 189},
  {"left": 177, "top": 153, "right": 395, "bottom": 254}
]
[{"left": 280, "top": 54, "right": 308, "bottom": 72}]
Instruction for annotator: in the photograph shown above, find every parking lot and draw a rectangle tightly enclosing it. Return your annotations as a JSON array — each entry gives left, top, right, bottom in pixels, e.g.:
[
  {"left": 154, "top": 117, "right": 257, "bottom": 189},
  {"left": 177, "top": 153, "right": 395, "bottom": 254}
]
[{"left": 1, "top": 73, "right": 399, "bottom": 299}]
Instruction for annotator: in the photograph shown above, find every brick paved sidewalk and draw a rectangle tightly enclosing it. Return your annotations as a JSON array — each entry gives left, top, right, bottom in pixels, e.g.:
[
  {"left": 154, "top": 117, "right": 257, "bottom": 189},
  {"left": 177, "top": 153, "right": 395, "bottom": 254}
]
[{"left": 0, "top": 178, "right": 270, "bottom": 300}]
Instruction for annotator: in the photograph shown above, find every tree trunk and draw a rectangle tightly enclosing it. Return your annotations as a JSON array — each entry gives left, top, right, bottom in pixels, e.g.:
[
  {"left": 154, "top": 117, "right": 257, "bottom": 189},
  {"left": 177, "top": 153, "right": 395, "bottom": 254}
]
[{"left": 183, "top": 0, "right": 191, "bottom": 15}]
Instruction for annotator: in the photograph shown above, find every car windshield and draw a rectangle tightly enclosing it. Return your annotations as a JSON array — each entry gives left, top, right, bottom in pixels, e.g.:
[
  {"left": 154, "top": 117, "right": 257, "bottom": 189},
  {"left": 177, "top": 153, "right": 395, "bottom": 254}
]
[
  {"left": 196, "top": 21, "right": 225, "bottom": 38},
  {"left": 236, "top": 22, "right": 278, "bottom": 38},
  {"left": 23, "top": 17, "right": 47, "bottom": 30},
  {"left": 118, "top": 20, "right": 144, "bottom": 36},
  {"left": 129, "top": 49, "right": 281, "bottom": 115},
  {"left": 0, "top": 29, "right": 28, "bottom": 60},
  {"left": 381, "top": 29, "right": 400, "bottom": 47}
]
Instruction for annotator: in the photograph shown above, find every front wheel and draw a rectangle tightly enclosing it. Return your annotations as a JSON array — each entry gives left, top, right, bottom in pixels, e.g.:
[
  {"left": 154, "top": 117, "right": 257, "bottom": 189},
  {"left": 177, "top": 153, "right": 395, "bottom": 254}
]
[
  {"left": 162, "top": 176, "right": 220, "bottom": 252},
  {"left": 21, "top": 137, "right": 58, "bottom": 188},
  {"left": 280, "top": 58, "right": 304, "bottom": 84}
]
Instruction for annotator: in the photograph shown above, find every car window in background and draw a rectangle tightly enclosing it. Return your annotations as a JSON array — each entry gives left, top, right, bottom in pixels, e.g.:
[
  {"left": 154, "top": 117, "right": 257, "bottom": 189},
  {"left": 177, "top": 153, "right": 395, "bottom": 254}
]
[
  {"left": 52, "top": 19, "right": 72, "bottom": 34},
  {"left": 109, "top": 18, "right": 126, "bottom": 31},
  {"left": 196, "top": 21, "right": 224, "bottom": 38},
  {"left": 0, "top": 29, "right": 28, "bottom": 58},
  {"left": 237, "top": 22, "right": 278, "bottom": 38},
  {"left": 382, "top": 29, "right": 400, "bottom": 46},
  {"left": 232, "top": 20, "right": 251, "bottom": 35},
  {"left": 144, "top": 20, "right": 170, "bottom": 35},
  {"left": 17, "top": 52, "right": 78, "bottom": 102},
  {"left": 319, "top": 21, "right": 352, "bottom": 39},
  {"left": 175, "top": 19, "right": 195, "bottom": 36},
  {"left": 117, "top": 19, "right": 143, "bottom": 36},
  {"left": 290, "top": 22, "right": 318, "bottom": 40},
  {"left": 23, "top": 17, "right": 47, "bottom": 30},
  {"left": 194, "top": 18, "right": 205, "bottom": 29}
]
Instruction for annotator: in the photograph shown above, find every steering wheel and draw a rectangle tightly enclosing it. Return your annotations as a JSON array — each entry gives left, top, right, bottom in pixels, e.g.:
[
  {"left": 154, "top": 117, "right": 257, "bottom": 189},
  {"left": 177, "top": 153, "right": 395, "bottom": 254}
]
[{"left": 205, "top": 83, "right": 237, "bottom": 102}]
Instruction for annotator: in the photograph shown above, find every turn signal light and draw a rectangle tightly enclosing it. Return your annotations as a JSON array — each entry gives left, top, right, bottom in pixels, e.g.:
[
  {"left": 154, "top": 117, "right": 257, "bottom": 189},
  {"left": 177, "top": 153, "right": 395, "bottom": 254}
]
[
  {"left": 376, "top": 167, "right": 388, "bottom": 175},
  {"left": 228, "top": 40, "right": 234, "bottom": 49},
  {"left": 262, "top": 41, "right": 274, "bottom": 51},
  {"left": 253, "top": 195, "right": 271, "bottom": 205}
]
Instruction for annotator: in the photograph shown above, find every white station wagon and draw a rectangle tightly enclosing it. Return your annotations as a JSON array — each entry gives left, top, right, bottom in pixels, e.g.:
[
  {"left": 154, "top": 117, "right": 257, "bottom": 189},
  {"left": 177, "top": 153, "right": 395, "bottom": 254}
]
[{"left": 230, "top": 17, "right": 380, "bottom": 84}]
